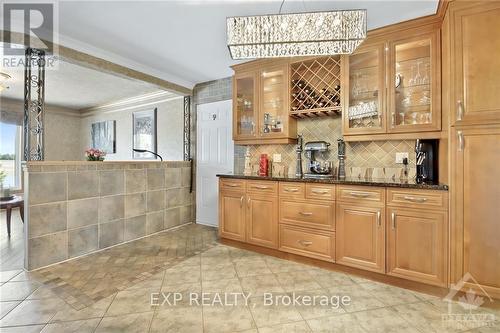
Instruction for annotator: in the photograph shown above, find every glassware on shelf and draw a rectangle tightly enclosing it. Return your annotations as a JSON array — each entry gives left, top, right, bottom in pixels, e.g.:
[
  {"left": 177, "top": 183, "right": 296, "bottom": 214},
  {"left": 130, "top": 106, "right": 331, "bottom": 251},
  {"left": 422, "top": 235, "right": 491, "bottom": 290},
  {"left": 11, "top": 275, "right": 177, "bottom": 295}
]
[{"left": 419, "top": 90, "right": 431, "bottom": 105}]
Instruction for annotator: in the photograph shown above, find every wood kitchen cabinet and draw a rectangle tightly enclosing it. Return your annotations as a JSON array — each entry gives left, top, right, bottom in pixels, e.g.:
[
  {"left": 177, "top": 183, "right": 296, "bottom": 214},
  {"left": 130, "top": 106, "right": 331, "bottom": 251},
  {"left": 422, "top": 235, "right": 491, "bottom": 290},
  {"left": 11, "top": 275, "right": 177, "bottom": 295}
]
[
  {"left": 233, "top": 71, "right": 258, "bottom": 140},
  {"left": 386, "top": 207, "right": 447, "bottom": 287},
  {"left": 246, "top": 193, "right": 278, "bottom": 249},
  {"left": 388, "top": 30, "right": 441, "bottom": 132},
  {"left": 231, "top": 60, "right": 296, "bottom": 144},
  {"left": 335, "top": 203, "right": 385, "bottom": 273},
  {"left": 219, "top": 179, "right": 279, "bottom": 249},
  {"left": 219, "top": 190, "right": 246, "bottom": 242},
  {"left": 446, "top": 2, "right": 500, "bottom": 126},
  {"left": 342, "top": 24, "right": 441, "bottom": 140},
  {"left": 342, "top": 43, "right": 387, "bottom": 135},
  {"left": 450, "top": 125, "right": 500, "bottom": 298}
]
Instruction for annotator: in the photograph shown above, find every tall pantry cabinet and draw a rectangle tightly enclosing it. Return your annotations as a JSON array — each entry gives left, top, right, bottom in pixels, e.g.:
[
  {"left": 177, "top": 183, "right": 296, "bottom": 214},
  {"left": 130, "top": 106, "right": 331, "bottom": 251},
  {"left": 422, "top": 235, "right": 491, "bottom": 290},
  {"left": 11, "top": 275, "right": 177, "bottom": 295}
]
[{"left": 444, "top": 1, "right": 500, "bottom": 299}]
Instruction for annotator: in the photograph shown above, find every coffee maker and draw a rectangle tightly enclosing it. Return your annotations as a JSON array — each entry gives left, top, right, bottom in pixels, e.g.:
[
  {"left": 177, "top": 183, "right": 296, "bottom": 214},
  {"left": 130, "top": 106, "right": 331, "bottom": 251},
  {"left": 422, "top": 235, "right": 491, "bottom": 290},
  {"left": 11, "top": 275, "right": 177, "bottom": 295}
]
[
  {"left": 304, "top": 141, "right": 333, "bottom": 179},
  {"left": 415, "top": 139, "right": 438, "bottom": 183}
]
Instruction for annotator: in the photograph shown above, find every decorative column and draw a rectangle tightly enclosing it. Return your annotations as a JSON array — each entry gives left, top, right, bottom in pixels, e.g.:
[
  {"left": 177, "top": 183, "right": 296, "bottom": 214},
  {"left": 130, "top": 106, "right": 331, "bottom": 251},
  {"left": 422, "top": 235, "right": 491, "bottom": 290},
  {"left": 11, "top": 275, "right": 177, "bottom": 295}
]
[
  {"left": 23, "top": 48, "right": 46, "bottom": 161},
  {"left": 183, "top": 96, "right": 191, "bottom": 161}
]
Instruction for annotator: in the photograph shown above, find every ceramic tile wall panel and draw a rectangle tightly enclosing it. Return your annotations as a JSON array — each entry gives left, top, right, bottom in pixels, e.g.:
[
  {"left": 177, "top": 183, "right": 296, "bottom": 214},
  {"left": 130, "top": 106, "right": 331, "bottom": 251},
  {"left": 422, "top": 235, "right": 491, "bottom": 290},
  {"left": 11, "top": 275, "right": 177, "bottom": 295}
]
[
  {"left": 234, "top": 117, "right": 416, "bottom": 176},
  {"left": 24, "top": 161, "right": 194, "bottom": 270}
]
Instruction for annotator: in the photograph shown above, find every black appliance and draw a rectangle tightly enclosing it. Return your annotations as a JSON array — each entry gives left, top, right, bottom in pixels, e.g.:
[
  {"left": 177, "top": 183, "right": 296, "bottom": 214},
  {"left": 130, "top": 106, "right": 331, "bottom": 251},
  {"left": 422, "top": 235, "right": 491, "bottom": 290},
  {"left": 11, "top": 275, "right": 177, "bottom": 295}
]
[{"left": 415, "top": 139, "right": 438, "bottom": 183}]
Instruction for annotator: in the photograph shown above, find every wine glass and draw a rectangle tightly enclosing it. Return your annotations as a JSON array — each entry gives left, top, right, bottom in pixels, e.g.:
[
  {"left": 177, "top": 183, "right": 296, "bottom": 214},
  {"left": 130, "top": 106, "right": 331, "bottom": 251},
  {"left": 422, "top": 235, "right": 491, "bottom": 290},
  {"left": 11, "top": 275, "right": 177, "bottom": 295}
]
[{"left": 415, "top": 60, "right": 422, "bottom": 85}]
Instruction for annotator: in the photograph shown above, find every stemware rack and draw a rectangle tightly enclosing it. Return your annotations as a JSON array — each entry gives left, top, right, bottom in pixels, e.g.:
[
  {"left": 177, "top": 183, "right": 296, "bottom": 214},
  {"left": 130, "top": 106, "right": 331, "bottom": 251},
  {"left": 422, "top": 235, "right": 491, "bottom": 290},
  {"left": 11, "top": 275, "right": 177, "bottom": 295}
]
[{"left": 290, "top": 56, "right": 342, "bottom": 119}]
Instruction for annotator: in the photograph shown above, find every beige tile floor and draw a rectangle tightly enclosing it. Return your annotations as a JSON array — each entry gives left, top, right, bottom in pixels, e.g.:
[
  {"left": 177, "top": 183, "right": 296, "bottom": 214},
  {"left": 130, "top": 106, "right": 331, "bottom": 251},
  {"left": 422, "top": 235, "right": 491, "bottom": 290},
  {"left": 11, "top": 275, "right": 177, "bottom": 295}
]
[{"left": 0, "top": 224, "right": 499, "bottom": 333}]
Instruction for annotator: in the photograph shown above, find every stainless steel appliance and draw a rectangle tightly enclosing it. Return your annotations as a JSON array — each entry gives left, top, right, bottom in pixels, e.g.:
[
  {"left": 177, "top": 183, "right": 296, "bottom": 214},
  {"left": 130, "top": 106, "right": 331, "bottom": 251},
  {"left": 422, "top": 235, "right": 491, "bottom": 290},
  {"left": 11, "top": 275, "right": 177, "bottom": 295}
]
[
  {"left": 415, "top": 139, "right": 438, "bottom": 183},
  {"left": 304, "top": 141, "right": 333, "bottom": 179}
]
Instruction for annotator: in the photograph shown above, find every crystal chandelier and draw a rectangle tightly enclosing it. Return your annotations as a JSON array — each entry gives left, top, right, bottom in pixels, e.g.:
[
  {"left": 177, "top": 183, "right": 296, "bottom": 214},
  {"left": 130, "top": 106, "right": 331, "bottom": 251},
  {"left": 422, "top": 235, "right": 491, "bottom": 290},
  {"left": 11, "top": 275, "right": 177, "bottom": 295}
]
[{"left": 227, "top": 10, "right": 367, "bottom": 59}]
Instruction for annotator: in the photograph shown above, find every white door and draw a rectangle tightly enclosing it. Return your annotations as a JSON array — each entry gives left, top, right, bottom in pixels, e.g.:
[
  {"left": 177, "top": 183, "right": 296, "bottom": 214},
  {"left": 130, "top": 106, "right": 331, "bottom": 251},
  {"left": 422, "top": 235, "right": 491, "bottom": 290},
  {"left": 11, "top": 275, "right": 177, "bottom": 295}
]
[{"left": 196, "top": 100, "right": 234, "bottom": 227}]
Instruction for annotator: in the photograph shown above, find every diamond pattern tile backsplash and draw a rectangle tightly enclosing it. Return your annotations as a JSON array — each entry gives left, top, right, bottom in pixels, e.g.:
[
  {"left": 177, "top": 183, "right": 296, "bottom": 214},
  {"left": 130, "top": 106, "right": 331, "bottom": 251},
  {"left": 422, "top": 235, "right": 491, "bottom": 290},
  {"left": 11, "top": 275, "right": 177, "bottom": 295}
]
[{"left": 234, "top": 116, "right": 416, "bottom": 176}]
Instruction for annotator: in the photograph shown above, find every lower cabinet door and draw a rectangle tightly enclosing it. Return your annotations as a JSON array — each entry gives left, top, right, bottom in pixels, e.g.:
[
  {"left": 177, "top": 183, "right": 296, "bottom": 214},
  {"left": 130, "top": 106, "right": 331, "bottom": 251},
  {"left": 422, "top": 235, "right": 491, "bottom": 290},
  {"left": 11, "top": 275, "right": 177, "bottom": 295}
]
[
  {"left": 246, "top": 193, "right": 278, "bottom": 249},
  {"left": 387, "top": 207, "right": 447, "bottom": 287},
  {"left": 335, "top": 203, "right": 385, "bottom": 273},
  {"left": 219, "top": 191, "right": 246, "bottom": 242}
]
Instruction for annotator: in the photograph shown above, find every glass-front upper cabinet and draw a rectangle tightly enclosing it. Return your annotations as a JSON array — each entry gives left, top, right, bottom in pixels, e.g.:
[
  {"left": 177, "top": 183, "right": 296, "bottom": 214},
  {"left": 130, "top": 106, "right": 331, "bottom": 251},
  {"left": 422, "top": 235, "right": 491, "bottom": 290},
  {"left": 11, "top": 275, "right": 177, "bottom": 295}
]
[
  {"left": 233, "top": 72, "right": 258, "bottom": 140},
  {"left": 259, "top": 65, "right": 289, "bottom": 138},
  {"left": 388, "top": 32, "right": 440, "bottom": 132},
  {"left": 343, "top": 44, "right": 386, "bottom": 135}
]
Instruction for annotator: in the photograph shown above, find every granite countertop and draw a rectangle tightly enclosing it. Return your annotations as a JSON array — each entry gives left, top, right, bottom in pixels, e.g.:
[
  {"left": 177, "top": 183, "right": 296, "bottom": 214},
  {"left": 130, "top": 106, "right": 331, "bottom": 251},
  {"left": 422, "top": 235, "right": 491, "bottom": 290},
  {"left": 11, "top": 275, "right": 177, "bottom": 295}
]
[{"left": 217, "top": 173, "right": 448, "bottom": 191}]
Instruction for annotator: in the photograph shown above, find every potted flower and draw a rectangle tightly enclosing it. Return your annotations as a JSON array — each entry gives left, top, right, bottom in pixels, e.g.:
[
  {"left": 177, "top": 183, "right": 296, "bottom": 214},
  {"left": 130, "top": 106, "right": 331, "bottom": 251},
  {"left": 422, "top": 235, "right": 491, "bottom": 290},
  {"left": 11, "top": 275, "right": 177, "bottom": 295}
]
[{"left": 85, "top": 148, "right": 106, "bottom": 161}]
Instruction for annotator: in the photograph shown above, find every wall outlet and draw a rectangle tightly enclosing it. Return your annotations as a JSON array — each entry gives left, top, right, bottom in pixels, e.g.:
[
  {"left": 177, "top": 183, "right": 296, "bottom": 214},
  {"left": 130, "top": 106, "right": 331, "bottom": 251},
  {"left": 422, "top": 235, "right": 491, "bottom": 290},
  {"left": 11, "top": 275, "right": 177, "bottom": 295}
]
[
  {"left": 395, "top": 152, "right": 409, "bottom": 164},
  {"left": 273, "top": 154, "right": 282, "bottom": 163}
]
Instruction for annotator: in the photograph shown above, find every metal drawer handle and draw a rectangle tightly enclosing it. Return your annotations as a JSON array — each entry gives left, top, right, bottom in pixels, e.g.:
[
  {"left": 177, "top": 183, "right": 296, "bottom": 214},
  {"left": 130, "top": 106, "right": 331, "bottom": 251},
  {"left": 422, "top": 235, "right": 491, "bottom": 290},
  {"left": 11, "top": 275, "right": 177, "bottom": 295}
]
[
  {"left": 349, "top": 192, "right": 370, "bottom": 198},
  {"left": 403, "top": 196, "right": 427, "bottom": 203},
  {"left": 457, "top": 100, "right": 464, "bottom": 121},
  {"left": 240, "top": 196, "right": 243, "bottom": 207},
  {"left": 377, "top": 211, "right": 381, "bottom": 227},
  {"left": 391, "top": 212, "right": 396, "bottom": 230},
  {"left": 247, "top": 197, "right": 251, "bottom": 208},
  {"left": 299, "top": 212, "right": 313, "bottom": 216},
  {"left": 458, "top": 131, "right": 464, "bottom": 152},
  {"left": 252, "top": 185, "right": 269, "bottom": 190},
  {"left": 312, "top": 189, "right": 329, "bottom": 194},
  {"left": 298, "top": 240, "right": 313, "bottom": 246},
  {"left": 226, "top": 183, "right": 239, "bottom": 187},
  {"left": 284, "top": 188, "right": 299, "bottom": 192}
]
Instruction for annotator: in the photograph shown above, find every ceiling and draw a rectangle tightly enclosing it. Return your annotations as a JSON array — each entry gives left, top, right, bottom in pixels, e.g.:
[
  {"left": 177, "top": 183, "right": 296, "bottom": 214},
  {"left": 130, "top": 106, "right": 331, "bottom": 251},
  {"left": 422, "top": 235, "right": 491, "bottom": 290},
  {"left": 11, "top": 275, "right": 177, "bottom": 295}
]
[
  {"left": 0, "top": 55, "right": 166, "bottom": 110},
  {"left": 54, "top": 0, "right": 439, "bottom": 88}
]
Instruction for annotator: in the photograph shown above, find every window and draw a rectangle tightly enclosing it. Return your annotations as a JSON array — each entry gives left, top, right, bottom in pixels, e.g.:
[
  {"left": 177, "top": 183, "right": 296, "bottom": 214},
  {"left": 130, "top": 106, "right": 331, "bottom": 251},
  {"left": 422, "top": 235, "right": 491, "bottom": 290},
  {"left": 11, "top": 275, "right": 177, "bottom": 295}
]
[{"left": 0, "top": 122, "right": 22, "bottom": 189}]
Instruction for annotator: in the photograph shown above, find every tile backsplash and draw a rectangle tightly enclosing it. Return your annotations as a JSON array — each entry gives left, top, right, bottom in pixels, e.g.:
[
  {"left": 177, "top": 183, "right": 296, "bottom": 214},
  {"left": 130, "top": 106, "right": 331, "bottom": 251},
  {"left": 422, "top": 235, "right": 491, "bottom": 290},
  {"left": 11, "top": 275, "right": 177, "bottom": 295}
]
[{"left": 234, "top": 116, "right": 416, "bottom": 177}]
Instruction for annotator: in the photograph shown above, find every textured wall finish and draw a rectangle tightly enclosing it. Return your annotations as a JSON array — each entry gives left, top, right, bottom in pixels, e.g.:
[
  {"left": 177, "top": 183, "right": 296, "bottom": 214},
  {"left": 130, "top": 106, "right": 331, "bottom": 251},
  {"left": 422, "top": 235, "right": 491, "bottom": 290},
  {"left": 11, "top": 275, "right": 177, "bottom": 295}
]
[{"left": 24, "top": 161, "right": 193, "bottom": 270}]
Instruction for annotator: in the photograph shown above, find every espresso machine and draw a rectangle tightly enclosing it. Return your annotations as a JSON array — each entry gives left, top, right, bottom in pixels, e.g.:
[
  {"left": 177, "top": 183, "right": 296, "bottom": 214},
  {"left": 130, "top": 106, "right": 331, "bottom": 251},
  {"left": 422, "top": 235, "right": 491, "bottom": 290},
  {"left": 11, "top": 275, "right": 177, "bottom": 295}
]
[
  {"left": 304, "top": 141, "right": 333, "bottom": 179},
  {"left": 415, "top": 139, "right": 438, "bottom": 183}
]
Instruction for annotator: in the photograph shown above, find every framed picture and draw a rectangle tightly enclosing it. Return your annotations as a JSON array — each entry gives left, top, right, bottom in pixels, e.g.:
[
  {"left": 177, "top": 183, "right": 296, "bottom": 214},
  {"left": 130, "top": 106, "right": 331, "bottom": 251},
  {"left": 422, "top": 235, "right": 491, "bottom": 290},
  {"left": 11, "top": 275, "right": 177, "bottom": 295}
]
[
  {"left": 133, "top": 108, "right": 157, "bottom": 159},
  {"left": 91, "top": 120, "right": 116, "bottom": 153}
]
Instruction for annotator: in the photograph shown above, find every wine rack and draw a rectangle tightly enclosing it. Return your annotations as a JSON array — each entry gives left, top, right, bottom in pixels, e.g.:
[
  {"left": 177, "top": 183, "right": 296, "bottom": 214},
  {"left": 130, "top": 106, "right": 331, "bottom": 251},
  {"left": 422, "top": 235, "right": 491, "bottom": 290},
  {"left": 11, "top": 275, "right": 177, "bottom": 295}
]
[{"left": 290, "top": 56, "right": 342, "bottom": 119}]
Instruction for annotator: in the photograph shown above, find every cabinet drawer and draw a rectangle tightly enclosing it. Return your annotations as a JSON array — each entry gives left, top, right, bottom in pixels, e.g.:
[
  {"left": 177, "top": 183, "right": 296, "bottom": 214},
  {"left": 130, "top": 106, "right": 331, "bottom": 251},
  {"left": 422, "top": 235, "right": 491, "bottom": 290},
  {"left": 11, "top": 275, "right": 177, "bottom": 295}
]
[
  {"left": 337, "top": 186, "right": 385, "bottom": 205},
  {"left": 220, "top": 178, "right": 245, "bottom": 192},
  {"left": 387, "top": 189, "right": 448, "bottom": 211},
  {"left": 247, "top": 181, "right": 278, "bottom": 195},
  {"left": 279, "top": 224, "right": 335, "bottom": 262},
  {"left": 279, "top": 199, "right": 335, "bottom": 231},
  {"left": 279, "top": 182, "right": 305, "bottom": 199},
  {"left": 305, "top": 184, "right": 335, "bottom": 201}
]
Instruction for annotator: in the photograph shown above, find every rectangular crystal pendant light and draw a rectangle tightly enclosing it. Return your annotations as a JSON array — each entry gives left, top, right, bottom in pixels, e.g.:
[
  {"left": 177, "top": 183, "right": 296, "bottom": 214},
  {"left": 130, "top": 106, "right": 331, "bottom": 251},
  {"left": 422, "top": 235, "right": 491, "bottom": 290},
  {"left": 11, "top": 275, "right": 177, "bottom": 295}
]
[{"left": 227, "top": 10, "right": 367, "bottom": 59}]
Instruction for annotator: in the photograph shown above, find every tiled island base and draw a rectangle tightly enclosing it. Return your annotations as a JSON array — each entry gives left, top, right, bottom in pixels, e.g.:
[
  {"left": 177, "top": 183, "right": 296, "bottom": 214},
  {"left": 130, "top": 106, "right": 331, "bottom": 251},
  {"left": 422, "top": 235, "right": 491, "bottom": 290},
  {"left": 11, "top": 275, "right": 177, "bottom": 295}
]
[
  {"left": 1, "top": 225, "right": 499, "bottom": 332},
  {"left": 24, "top": 161, "right": 194, "bottom": 270}
]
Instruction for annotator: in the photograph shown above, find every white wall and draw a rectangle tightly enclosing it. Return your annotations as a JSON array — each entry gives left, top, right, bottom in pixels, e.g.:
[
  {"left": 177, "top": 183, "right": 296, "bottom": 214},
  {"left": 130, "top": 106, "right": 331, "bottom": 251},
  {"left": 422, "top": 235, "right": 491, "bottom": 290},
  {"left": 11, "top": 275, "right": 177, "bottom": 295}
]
[{"left": 80, "top": 95, "right": 185, "bottom": 161}]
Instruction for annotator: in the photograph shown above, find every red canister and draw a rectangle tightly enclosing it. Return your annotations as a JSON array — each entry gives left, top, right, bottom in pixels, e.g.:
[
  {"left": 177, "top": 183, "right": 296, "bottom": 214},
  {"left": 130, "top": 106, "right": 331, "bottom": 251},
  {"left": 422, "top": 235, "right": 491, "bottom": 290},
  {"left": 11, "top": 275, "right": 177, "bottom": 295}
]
[{"left": 259, "top": 154, "right": 269, "bottom": 177}]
